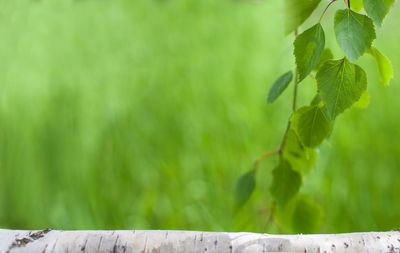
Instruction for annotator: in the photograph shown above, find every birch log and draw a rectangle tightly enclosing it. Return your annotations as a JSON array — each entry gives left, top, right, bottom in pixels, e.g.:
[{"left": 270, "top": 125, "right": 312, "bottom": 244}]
[{"left": 0, "top": 229, "right": 400, "bottom": 253}]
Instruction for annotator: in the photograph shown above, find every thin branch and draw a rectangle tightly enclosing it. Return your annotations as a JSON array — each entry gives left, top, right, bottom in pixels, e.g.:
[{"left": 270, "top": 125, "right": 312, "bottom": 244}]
[
  {"left": 279, "top": 117, "right": 292, "bottom": 154},
  {"left": 279, "top": 29, "right": 300, "bottom": 154},
  {"left": 252, "top": 28, "right": 299, "bottom": 168},
  {"left": 292, "top": 62, "right": 299, "bottom": 111}
]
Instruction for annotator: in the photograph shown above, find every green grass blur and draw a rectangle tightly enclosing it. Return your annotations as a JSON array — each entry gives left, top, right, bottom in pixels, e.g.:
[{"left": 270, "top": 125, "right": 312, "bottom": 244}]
[{"left": 0, "top": 0, "right": 399, "bottom": 233}]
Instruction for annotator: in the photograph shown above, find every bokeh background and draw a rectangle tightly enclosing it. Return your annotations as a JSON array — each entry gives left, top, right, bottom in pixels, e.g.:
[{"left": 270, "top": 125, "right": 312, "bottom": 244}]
[{"left": 0, "top": 0, "right": 399, "bottom": 233}]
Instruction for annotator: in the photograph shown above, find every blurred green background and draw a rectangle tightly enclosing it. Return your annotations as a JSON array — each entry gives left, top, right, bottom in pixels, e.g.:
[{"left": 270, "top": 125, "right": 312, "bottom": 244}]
[{"left": 0, "top": 0, "right": 399, "bottom": 233}]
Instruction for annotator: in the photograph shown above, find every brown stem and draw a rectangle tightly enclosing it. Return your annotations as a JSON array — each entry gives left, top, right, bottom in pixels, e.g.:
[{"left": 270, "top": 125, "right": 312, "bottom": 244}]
[
  {"left": 253, "top": 147, "right": 281, "bottom": 171},
  {"left": 319, "top": 0, "right": 338, "bottom": 22}
]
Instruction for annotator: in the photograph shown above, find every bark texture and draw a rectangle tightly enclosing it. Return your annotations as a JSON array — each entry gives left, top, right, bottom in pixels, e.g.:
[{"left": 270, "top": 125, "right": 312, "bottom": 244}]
[{"left": 0, "top": 229, "right": 399, "bottom": 253}]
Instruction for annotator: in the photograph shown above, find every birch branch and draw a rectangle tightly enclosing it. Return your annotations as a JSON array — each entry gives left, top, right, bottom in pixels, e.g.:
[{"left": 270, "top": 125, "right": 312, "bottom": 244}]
[{"left": 0, "top": 229, "right": 399, "bottom": 253}]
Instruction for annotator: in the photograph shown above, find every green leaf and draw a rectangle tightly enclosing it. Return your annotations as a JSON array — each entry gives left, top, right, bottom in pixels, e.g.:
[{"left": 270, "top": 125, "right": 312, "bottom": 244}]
[
  {"left": 334, "top": 9, "right": 376, "bottom": 62},
  {"left": 270, "top": 160, "right": 302, "bottom": 207},
  {"left": 316, "top": 58, "right": 367, "bottom": 119},
  {"left": 310, "top": 95, "right": 335, "bottom": 135},
  {"left": 294, "top": 23, "right": 325, "bottom": 82},
  {"left": 282, "top": 130, "right": 317, "bottom": 174},
  {"left": 363, "top": 0, "right": 394, "bottom": 26},
  {"left": 292, "top": 195, "right": 323, "bottom": 233},
  {"left": 352, "top": 0, "right": 364, "bottom": 12},
  {"left": 284, "top": 0, "right": 322, "bottom": 35},
  {"left": 234, "top": 170, "right": 256, "bottom": 209},
  {"left": 267, "top": 71, "right": 293, "bottom": 103},
  {"left": 354, "top": 90, "right": 370, "bottom": 109},
  {"left": 291, "top": 106, "right": 330, "bottom": 148},
  {"left": 310, "top": 93, "right": 322, "bottom": 106},
  {"left": 366, "top": 46, "right": 393, "bottom": 86},
  {"left": 314, "top": 49, "right": 333, "bottom": 71}
]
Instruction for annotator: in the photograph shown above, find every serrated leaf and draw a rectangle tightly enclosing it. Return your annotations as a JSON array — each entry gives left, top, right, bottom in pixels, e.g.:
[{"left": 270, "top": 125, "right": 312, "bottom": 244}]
[
  {"left": 270, "top": 160, "right": 302, "bottom": 207},
  {"left": 354, "top": 90, "right": 370, "bottom": 108},
  {"left": 334, "top": 9, "right": 376, "bottom": 62},
  {"left": 291, "top": 106, "right": 330, "bottom": 148},
  {"left": 316, "top": 58, "right": 367, "bottom": 119},
  {"left": 282, "top": 130, "right": 317, "bottom": 174},
  {"left": 234, "top": 170, "right": 255, "bottom": 209},
  {"left": 292, "top": 195, "right": 323, "bottom": 233},
  {"left": 284, "top": 0, "right": 322, "bottom": 35},
  {"left": 352, "top": 0, "right": 364, "bottom": 12},
  {"left": 367, "top": 46, "right": 393, "bottom": 86},
  {"left": 363, "top": 0, "right": 394, "bottom": 26},
  {"left": 294, "top": 23, "right": 325, "bottom": 82},
  {"left": 314, "top": 49, "right": 333, "bottom": 71},
  {"left": 310, "top": 95, "right": 334, "bottom": 131},
  {"left": 268, "top": 71, "right": 293, "bottom": 103}
]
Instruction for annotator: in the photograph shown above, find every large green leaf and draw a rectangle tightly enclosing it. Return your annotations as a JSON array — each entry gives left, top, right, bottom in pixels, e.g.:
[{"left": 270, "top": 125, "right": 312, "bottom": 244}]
[
  {"left": 284, "top": 0, "right": 322, "bottom": 35},
  {"left": 267, "top": 71, "right": 293, "bottom": 103},
  {"left": 316, "top": 58, "right": 367, "bottom": 119},
  {"left": 282, "top": 130, "right": 317, "bottom": 173},
  {"left": 291, "top": 106, "right": 330, "bottom": 148},
  {"left": 334, "top": 9, "right": 376, "bottom": 62},
  {"left": 367, "top": 46, "right": 393, "bottom": 86},
  {"left": 291, "top": 195, "right": 323, "bottom": 233},
  {"left": 363, "top": 0, "right": 395, "bottom": 26},
  {"left": 270, "top": 160, "right": 302, "bottom": 207},
  {"left": 294, "top": 23, "right": 325, "bottom": 82},
  {"left": 234, "top": 170, "right": 256, "bottom": 209}
]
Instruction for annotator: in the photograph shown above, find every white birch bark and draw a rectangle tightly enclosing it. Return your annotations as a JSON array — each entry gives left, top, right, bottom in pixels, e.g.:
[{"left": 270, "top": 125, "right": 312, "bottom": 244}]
[{"left": 0, "top": 229, "right": 399, "bottom": 253}]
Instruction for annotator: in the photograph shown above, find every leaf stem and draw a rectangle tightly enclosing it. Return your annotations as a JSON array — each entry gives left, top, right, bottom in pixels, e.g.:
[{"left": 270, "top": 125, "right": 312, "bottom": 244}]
[
  {"left": 279, "top": 119, "right": 292, "bottom": 155},
  {"left": 253, "top": 147, "right": 281, "bottom": 171},
  {"left": 319, "top": 0, "right": 338, "bottom": 23}
]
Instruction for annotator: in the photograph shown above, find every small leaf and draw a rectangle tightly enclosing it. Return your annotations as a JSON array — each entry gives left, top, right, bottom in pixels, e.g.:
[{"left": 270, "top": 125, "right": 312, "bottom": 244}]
[
  {"left": 334, "top": 9, "right": 376, "bottom": 62},
  {"left": 282, "top": 130, "right": 317, "bottom": 174},
  {"left": 352, "top": 0, "right": 364, "bottom": 12},
  {"left": 291, "top": 106, "right": 331, "bottom": 148},
  {"left": 270, "top": 160, "right": 302, "bottom": 207},
  {"left": 292, "top": 195, "right": 323, "bottom": 234},
  {"left": 363, "top": 0, "right": 395, "bottom": 26},
  {"left": 366, "top": 46, "right": 393, "bottom": 86},
  {"left": 234, "top": 170, "right": 256, "bottom": 209},
  {"left": 314, "top": 49, "right": 333, "bottom": 71},
  {"left": 284, "top": 0, "right": 322, "bottom": 35},
  {"left": 268, "top": 71, "right": 293, "bottom": 103},
  {"left": 354, "top": 91, "right": 370, "bottom": 109},
  {"left": 316, "top": 58, "right": 367, "bottom": 119},
  {"left": 294, "top": 23, "right": 325, "bottom": 82}
]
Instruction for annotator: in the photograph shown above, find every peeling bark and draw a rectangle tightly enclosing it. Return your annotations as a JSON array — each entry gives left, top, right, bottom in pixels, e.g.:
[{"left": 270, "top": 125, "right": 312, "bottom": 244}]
[{"left": 0, "top": 229, "right": 399, "bottom": 253}]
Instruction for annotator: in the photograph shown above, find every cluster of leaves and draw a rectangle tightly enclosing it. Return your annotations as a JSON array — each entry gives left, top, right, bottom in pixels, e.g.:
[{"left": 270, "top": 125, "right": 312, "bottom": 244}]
[{"left": 235, "top": 0, "right": 394, "bottom": 233}]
